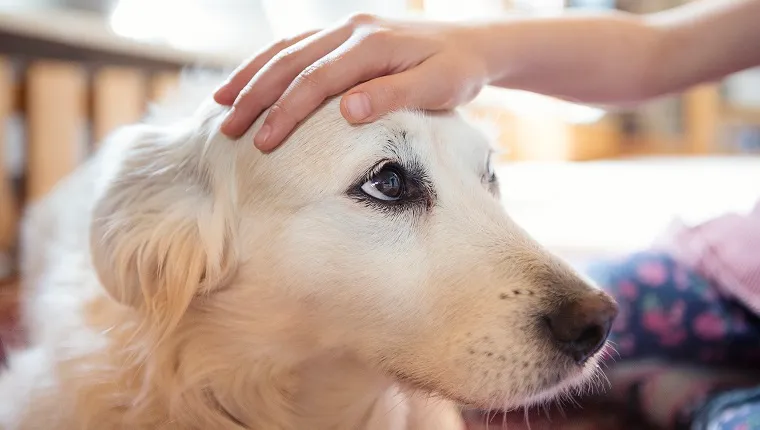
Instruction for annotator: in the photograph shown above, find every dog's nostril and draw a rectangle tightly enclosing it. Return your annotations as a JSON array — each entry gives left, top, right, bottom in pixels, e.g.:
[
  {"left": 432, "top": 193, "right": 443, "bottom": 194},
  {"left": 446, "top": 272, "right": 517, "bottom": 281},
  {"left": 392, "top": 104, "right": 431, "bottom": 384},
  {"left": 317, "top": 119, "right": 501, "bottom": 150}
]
[
  {"left": 576, "top": 325, "right": 604, "bottom": 347},
  {"left": 544, "top": 294, "right": 618, "bottom": 364},
  {"left": 545, "top": 313, "right": 611, "bottom": 364}
]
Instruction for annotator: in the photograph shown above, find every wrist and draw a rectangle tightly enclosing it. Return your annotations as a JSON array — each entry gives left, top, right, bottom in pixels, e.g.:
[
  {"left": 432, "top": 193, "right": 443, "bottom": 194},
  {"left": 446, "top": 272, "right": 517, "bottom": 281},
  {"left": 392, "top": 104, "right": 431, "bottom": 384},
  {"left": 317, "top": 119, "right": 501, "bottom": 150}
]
[{"left": 457, "top": 21, "right": 522, "bottom": 86}]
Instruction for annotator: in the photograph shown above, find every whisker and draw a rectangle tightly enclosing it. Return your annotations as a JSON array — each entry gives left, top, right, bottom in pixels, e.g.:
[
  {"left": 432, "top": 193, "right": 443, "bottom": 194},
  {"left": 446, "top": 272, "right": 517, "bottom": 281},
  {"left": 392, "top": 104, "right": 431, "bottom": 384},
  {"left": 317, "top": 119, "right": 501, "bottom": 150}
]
[
  {"left": 523, "top": 404, "right": 532, "bottom": 430},
  {"left": 540, "top": 402, "right": 549, "bottom": 422}
]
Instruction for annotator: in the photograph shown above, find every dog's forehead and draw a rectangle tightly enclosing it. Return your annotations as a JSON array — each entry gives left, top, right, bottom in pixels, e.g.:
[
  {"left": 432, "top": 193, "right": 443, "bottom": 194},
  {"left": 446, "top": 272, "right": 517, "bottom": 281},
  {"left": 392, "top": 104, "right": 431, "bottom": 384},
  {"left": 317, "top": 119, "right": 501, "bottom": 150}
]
[
  {"left": 291, "top": 101, "right": 493, "bottom": 172},
  {"left": 407, "top": 110, "right": 495, "bottom": 169},
  {"left": 238, "top": 99, "right": 495, "bottom": 201}
]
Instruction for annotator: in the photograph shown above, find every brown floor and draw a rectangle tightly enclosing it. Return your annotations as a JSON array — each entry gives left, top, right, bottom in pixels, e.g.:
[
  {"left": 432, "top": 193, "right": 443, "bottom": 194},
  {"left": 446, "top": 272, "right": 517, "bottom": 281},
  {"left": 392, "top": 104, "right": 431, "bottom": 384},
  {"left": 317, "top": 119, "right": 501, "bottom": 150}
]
[
  {"left": 0, "top": 278, "right": 20, "bottom": 363},
  {"left": 0, "top": 277, "right": 19, "bottom": 329},
  {"left": 463, "top": 402, "right": 637, "bottom": 430}
]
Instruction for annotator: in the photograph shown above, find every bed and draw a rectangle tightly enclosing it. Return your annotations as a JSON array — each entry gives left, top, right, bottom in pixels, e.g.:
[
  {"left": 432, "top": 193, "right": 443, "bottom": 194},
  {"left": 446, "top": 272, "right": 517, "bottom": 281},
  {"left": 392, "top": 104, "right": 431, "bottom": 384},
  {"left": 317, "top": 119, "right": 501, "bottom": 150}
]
[{"left": 497, "top": 155, "right": 760, "bottom": 265}]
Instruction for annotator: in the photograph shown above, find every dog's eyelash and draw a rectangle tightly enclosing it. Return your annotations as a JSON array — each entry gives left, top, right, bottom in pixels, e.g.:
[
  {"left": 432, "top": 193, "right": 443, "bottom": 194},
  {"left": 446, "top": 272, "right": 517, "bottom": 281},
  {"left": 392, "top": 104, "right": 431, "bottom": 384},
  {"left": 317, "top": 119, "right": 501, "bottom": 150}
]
[
  {"left": 366, "top": 159, "right": 395, "bottom": 180},
  {"left": 480, "top": 154, "right": 500, "bottom": 198}
]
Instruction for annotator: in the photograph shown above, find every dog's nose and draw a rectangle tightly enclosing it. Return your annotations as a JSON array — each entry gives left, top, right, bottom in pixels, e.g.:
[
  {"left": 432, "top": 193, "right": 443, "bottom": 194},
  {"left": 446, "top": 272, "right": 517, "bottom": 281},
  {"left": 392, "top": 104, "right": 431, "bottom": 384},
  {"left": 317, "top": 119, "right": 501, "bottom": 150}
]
[{"left": 545, "top": 292, "right": 618, "bottom": 364}]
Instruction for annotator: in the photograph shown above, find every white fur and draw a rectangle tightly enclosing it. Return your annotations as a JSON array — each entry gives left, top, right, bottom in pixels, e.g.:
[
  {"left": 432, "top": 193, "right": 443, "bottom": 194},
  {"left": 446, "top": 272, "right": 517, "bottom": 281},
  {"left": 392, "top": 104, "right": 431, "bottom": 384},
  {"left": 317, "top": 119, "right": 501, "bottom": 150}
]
[{"left": 0, "top": 74, "right": 614, "bottom": 430}]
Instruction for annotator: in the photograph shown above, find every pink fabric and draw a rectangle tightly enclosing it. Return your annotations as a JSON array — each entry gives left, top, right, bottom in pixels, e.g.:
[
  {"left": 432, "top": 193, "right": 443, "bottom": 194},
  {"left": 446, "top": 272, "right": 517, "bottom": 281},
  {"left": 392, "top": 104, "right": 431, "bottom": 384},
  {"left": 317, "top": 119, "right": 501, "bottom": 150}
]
[{"left": 655, "top": 199, "right": 760, "bottom": 315}]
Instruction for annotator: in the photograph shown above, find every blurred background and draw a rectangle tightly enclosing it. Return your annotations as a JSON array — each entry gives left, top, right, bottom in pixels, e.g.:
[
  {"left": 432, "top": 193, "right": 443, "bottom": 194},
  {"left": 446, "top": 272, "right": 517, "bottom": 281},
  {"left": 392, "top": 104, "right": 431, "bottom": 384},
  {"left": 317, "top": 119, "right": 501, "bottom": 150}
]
[{"left": 0, "top": 0, "right": 759, "bottom": 275}]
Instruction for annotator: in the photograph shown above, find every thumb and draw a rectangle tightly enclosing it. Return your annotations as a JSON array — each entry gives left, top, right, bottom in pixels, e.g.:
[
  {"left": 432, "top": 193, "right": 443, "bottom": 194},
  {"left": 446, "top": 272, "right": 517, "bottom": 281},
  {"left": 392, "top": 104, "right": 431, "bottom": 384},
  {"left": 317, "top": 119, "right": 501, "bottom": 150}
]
[{"left": 340, "top": 62, "right": 456, "bottom": 124}]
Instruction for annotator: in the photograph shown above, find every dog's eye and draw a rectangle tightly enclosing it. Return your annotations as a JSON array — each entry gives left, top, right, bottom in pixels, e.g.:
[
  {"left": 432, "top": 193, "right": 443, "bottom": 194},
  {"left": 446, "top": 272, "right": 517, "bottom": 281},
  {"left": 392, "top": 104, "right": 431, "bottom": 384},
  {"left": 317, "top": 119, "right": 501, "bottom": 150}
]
[
  {"left": 483, "top": 155, "right": 500, "bottom": 197},
  {"left": 483, "top": 156, "right": 497, "bottom": 184},
  {"left": 361, "top": 167, "right": 404, "bottom": 201},
  {"left": 486, "top": 161, "right": 496, "bottom": 183},
  {"left": 349, "top": 161, "right": 428, "bottom": 209}
]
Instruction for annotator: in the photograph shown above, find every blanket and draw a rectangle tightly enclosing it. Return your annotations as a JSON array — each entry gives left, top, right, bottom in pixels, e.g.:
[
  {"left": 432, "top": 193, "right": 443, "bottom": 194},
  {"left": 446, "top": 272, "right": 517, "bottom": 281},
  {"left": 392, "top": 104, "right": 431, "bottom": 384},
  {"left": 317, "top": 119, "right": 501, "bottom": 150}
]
[{"left": 468, "top": 199, "right": 760, "bottom": 429}]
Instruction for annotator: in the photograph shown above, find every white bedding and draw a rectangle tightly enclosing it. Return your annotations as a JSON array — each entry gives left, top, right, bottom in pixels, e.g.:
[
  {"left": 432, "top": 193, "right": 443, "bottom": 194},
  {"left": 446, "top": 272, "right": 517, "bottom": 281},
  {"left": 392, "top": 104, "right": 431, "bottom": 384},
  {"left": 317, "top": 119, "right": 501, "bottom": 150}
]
[{"left": 497, "top": 156, "right": 760, "bottom": 265}]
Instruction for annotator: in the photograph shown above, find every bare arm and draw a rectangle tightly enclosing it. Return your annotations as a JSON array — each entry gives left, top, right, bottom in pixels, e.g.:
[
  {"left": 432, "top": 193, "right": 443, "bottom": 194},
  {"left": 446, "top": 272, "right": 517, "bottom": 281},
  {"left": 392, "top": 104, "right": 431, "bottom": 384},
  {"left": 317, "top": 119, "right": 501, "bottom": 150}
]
[
  {"left": 215, "top": 0, "right": 760, "bottom": 151},
  {"left": 486, "top": 0, "right": 760, "bottom": 103},
  {"left": 649, "top": 0, "right": 760, "bottom": 96}
]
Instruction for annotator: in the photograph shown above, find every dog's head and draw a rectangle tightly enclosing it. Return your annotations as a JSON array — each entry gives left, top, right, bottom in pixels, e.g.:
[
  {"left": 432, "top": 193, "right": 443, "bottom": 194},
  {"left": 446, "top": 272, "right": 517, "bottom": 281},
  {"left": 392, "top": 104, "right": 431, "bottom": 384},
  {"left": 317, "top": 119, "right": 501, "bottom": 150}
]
[{"left": 90, "top": 88, "right": 616, "bottom": 410}]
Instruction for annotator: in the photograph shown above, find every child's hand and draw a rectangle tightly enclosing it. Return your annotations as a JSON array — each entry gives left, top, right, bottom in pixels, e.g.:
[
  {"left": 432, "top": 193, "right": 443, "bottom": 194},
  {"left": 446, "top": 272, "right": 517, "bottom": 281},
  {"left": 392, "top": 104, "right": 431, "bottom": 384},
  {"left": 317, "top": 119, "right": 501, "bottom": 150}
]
[{"left": 213, "top": 14, "right": 490, "bottom": 151}]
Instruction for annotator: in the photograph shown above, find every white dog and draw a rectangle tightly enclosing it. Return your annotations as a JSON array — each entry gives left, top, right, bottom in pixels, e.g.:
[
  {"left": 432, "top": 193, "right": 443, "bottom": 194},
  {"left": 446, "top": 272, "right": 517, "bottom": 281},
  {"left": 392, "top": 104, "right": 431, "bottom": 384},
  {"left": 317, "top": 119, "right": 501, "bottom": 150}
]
[{"left": 0, "top": 75, "right": 617, "bottom": 430}]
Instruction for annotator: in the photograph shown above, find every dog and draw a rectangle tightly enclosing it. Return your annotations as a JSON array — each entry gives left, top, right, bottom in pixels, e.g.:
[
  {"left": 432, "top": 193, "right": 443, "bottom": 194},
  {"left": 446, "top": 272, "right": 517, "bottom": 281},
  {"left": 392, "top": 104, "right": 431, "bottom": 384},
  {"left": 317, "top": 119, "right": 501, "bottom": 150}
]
[{"left": 0, "top": 75, "right": 617, "bottom": 429}]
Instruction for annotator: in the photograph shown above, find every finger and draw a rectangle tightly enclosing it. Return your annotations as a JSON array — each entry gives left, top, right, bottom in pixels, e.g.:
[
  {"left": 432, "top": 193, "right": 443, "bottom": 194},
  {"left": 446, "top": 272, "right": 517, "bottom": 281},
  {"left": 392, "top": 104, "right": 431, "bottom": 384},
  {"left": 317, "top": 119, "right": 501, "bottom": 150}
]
[
  {"left": 340, "top": 58, "right": 469, "bottom": 124},
  {"left": 213, "top": 30, "right": 319, "bottom": 106},
  {"left": 253, "top": 37, "right": 394, "bottom": 151},
  {"left": 220, "top": 25, "right": 354, "bottom": 138}
]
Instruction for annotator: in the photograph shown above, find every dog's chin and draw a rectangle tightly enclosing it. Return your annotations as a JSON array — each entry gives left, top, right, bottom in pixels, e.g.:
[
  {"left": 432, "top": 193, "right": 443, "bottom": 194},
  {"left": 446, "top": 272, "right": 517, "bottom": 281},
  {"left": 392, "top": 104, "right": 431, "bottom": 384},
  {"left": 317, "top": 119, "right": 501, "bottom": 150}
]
[
  {"left": 470, "top": 352, "right": 605, "bottom": 414},
  {"left": 392, "top": 349, "right": 605, "bottom": 416},
  {"left": 508, "top": 357, "right": 602, "bottom": 410}
]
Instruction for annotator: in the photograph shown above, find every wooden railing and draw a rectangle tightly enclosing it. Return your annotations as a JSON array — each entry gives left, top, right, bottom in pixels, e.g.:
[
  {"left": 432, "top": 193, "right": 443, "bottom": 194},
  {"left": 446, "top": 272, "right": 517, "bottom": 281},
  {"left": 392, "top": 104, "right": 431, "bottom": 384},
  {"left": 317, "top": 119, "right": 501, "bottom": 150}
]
[{"left": 0, "top": 9, "right": 235, "bottom": 282}]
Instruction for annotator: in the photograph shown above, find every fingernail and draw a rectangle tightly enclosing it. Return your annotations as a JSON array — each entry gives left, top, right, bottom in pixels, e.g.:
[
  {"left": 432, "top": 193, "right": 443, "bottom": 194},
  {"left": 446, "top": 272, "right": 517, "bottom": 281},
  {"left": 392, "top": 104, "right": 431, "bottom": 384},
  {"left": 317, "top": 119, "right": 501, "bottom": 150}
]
[
  {"left": 344, "top": 92, "right": 371, "bottom": 121},
  {"left": 254, "top": 124, "right": 271, "bottom": 149},
  {"left": 221, "top": 108, "right": 236, "bottom": 131}
]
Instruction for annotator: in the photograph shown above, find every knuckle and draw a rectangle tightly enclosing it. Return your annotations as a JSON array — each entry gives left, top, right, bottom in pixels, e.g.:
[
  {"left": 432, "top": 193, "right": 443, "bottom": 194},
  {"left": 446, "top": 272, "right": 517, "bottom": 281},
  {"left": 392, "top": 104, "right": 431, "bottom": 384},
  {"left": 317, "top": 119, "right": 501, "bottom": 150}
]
[
  {"left": 358, "top": 28, "right": 392, "bottom": 48},
  {"left": 435, "top": 95, "right": 458, "bottom": 110},
  {"left": 297, "top": 65, "right": 324, "bottom": 90},
  {"left": 346, "top": 12, "right": 377, "bottom": 28},
  {"left": 453, "top": 70, "right": 483, "bottom": 104},
  {"left": 432, "top": 79, "right": 460, "bottom": 109},
  {"left": 282, "top": 30, "right": 314, "bottom": 47},
  {"left": 271, "top": 37, "right": 292, "bottom": 52},
  {"left": 235, "top": 81, "right": 255, "bottom": 103},
  {"left": 235, "top": 81, "right": 268, "bottom": 110},
  {"left": 234, "top": 91, "right": 262, "bottom": 113},
  {"left": 269, "top": 101, "right": 297, "bottom": 125},
  {"left": 429, "top": 94, "right": 457, "bottom": 111},
  {"left": 461, "top": 84, "right": 483, "bottom": 105},
  {"left": 270, "top": 48, "right": 299, "bottom": 69}
]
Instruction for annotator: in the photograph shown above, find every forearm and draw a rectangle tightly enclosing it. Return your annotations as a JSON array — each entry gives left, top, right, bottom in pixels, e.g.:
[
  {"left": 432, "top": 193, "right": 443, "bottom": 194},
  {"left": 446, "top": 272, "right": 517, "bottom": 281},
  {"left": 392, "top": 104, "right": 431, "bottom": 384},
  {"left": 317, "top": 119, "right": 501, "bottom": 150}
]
[
  {"left": 647, "top": 0, "right": 760, "bottom": 98},
  {"left": 472, "top": 0, "right": 760, "bottom": 105},
  {"left": 474, "top": 12, "right": 662, "bottom": 104}
]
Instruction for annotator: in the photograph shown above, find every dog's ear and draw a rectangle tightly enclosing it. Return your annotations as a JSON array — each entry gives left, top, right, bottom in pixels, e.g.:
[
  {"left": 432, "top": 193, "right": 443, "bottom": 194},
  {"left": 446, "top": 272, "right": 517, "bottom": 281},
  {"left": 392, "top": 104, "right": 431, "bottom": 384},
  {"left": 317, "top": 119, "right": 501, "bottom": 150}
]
[{"left": 90, "top": 123, "right": 237, "bottom": 339}]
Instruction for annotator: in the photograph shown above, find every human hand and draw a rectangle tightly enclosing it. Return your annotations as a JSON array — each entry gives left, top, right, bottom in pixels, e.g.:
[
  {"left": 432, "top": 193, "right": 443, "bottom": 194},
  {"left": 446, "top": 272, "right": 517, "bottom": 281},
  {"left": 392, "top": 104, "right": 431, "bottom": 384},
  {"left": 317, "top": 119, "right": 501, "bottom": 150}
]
[{"left": 213, "top": 14, "right": 491, "bottom": 151}]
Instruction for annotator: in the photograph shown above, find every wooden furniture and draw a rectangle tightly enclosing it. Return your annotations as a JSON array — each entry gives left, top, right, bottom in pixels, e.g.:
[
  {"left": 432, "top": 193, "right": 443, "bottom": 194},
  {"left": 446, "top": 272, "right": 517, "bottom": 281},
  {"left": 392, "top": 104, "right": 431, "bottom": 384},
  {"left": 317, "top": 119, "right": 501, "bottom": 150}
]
[
  {"left": 465, "top": 91, "right": 624, "bottom": 162},
  {"left": 0, "top": 9, "right": 236, "bottom": 283},
  {"left": 684, "top": 83, "right": 760, "bottom": 154}
]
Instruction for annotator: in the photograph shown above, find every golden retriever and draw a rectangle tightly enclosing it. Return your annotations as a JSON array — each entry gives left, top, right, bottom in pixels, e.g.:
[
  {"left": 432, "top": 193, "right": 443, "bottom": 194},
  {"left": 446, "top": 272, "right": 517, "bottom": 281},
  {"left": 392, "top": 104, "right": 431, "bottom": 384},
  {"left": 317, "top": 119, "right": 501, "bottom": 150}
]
[{"left": 0, "top": 76, "right": 617, "bottom": 429}]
